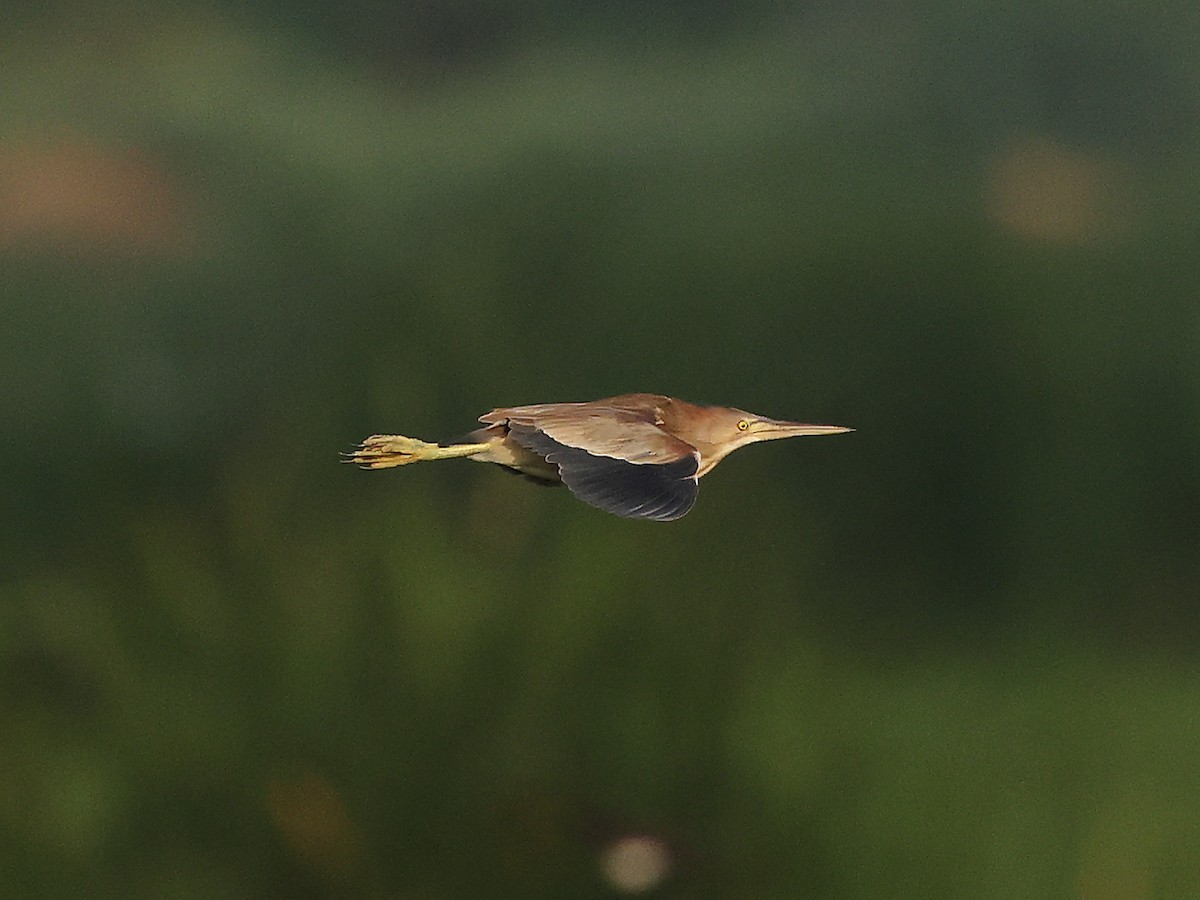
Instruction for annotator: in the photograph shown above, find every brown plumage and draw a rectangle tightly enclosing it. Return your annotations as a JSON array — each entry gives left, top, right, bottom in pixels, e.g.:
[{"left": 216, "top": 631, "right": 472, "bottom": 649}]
[{"left": 346, "top": 393, "right": 851, "bottom": 521}]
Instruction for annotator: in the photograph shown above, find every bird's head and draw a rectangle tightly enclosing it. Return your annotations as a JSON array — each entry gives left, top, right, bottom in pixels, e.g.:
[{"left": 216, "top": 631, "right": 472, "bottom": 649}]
[{"left": 681, "top": 404, "right": 853, "bottom": 476}]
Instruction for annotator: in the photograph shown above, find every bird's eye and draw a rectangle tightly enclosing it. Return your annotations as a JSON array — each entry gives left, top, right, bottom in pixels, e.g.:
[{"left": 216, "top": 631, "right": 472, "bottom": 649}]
[{"left": 737, "top": 419, "right": 750, "bottom": 431}]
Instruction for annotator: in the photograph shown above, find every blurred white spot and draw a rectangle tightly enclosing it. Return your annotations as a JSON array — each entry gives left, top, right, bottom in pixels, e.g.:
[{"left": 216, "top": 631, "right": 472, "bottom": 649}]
[
  {"left": 0, "top": 136, "right": 198, "bottom": 256},
  {"left": 984, "top": 135, "right": 1131, "bottom": 244},
  {"left": 599, "top": 835, "right": 672, "bottom": 894}
]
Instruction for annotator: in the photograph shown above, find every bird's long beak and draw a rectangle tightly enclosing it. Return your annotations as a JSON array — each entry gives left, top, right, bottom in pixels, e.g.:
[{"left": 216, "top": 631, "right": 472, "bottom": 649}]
[{"left": 755, "top": 419, "right": 854, "bottom": 440}]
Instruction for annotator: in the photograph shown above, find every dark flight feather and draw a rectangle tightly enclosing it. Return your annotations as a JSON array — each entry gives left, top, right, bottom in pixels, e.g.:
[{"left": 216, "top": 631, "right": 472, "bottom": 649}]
[{"left": 508, "top": 424, "right": 699, "bottom": 522}]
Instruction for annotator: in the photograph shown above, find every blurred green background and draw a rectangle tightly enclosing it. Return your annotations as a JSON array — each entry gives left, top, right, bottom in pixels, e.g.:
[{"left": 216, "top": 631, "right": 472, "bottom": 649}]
[{"left": 3, "top": 1, "right": 1200, "bottom": 897}]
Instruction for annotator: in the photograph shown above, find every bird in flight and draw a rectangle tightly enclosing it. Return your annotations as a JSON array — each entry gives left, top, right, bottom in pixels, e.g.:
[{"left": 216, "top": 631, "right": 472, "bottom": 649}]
[{"left": 345, "top": 393, "right": 851, "bottom": 521}]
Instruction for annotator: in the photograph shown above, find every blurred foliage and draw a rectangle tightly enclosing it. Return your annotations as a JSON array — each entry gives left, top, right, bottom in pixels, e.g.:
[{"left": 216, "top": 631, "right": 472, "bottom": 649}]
[{"left": 2, "top": 1, "right": 1200, "bottom": 897}]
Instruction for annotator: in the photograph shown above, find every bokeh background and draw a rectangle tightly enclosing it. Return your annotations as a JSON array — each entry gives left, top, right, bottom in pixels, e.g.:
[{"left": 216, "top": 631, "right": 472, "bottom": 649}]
[{"left": 4, "top": 2, "right": 1200, "bottom": 897}]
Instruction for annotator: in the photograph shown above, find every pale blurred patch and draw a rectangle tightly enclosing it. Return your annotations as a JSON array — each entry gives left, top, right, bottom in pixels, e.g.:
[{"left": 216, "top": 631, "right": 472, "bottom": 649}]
[
  {"left": 985, "top": 136, "right": 1133, "bottom": 244},
  {"left": 1075, "top": 793, "right": 1158, "bottom": 900},
  {"left": 0, "top": 135, "right": 199, "bottom": 256},
  {"left": 599, "top": 834, "right": 672, "bottom": 893},
  {"left": 265, "top": 771, "right": 363, "bottom": 881}
]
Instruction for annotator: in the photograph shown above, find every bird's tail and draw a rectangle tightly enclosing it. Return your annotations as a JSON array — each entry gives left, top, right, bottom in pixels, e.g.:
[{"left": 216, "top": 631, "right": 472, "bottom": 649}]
[{"left": 343, "top": 434, "right": 493, "bottom": 469}]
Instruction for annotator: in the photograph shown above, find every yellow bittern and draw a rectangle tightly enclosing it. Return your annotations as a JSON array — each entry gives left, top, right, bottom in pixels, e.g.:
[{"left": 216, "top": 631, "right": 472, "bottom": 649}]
[{"left": 346, "top": 393, "right": 851, "bottom": 521}]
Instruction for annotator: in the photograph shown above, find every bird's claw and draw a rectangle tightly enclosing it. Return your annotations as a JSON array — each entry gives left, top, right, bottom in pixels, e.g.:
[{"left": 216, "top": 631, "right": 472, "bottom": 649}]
[{"left": 343, "top": 434, "right": 435, "bottom": 468}]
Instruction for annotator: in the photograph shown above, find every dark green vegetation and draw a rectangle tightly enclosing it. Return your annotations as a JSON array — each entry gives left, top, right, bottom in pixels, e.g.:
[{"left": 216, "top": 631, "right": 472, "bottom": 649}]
[{"left": 3, "top": 2, "right": 1200, "bottom": 897}]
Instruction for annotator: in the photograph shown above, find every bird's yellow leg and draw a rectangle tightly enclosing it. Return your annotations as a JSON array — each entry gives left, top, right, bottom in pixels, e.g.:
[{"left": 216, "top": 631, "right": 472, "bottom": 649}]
[{"left": 343, "top": 435, "right": 495, "bottom": 469}]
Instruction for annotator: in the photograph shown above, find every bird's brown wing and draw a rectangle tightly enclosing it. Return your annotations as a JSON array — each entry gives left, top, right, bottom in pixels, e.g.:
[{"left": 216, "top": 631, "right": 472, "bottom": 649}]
[{"left": 483, "top": 402, "right": 699, "bottom": 521}]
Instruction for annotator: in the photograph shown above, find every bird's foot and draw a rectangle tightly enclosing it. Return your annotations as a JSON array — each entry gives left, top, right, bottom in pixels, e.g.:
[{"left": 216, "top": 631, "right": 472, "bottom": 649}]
[{"left": 343, "top": 434, "right": 440, "bottom": 468}]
